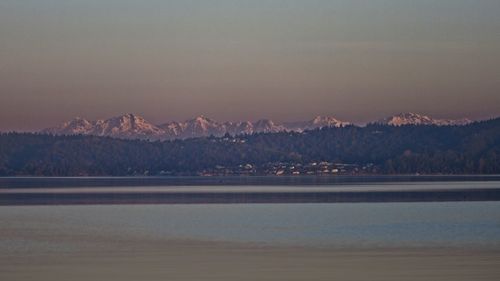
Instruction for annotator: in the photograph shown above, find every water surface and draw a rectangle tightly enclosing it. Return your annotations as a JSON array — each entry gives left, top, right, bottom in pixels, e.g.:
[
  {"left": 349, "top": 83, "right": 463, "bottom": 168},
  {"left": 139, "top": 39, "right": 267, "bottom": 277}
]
[
  {"left": 2, "top": 202, "right": 500, "bottom": 252},
  {"left": 2, "top": 178, "right": 500, "bottom": 280}
]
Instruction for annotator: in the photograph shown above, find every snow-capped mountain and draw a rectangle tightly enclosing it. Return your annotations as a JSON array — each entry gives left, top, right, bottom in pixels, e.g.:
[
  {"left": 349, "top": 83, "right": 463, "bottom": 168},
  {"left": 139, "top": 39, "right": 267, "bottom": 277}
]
[
  {"left": 310, "top": 116, "right": 351, "bottom": 128},
  {"left": 159, "top": 116, "right": 225, "bottom": 139},
  {"left": 157, "top": 121, "right": 185, "bottom": 138},
  {"left": 42, "top": 114, "right": 165, "bottom": 140},
  {"left": 283, "top": 116, "right": 350, "bottom": 131},
  {"left": 253, "top": 119, "right": 285, "bottom": 133},
  {"left": 224, "top": 121, "right": 254, "bottom": 135},
  {"left": 42, "top": 117, "right": 94, "bottom": 135},
  {"left": 42, "top": 112, "right": 473, "bottom": 140},
  {"left": 92, "top": 114, "right": 165, "bottom": 139},
  {"left": 43, "top": 114, "right": 351, "bottom": 140},
  {"left": 377, "top": 113, "right": 472, "bottom": 126}
]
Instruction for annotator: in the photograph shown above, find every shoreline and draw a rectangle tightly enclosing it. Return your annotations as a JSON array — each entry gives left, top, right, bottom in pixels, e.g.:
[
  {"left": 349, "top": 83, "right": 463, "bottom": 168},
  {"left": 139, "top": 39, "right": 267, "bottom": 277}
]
[
  {"left": 2, "top": 175, "right": 500, "bottom": 189},
  {"left": 2, "top": 188, "right": 500, "bottom": 205}
]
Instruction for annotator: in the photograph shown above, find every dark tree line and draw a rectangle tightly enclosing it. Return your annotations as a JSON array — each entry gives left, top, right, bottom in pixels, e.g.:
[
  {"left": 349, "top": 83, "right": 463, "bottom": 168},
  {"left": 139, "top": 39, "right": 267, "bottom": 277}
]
[{"left": 0, "top": 118, "right": 499, "bottom": 176}]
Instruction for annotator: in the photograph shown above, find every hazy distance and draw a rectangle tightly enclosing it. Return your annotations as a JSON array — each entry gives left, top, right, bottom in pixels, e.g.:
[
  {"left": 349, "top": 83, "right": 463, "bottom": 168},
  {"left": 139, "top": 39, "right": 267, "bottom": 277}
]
[{"left": 1, "top": 0, "right": 499, "bottom": 131}]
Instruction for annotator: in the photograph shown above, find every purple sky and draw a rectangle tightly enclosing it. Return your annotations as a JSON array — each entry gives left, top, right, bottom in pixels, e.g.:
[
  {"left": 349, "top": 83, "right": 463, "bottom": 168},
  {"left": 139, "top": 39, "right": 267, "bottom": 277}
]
[{"left": 1, "top": 0, "right": 499, "bottom": 131}]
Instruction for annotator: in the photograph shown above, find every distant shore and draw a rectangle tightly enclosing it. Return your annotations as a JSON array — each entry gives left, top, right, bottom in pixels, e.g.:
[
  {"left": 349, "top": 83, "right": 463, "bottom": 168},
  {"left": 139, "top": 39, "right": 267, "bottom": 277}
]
[
  {"left": 2, "top": 174, "right": 500, "bottom": 188},
  {"left": 2, "top": 188, "right": 500, "bottom": 206},
  {"left": 1, "top": 176, "right": 500, "bottom": 205}
]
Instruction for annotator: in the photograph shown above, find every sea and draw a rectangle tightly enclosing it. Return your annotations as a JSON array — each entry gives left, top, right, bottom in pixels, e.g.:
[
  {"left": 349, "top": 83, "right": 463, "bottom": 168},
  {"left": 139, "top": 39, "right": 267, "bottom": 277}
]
[{"left": 1, "top": 176, "right": 500, "bottom": 250}]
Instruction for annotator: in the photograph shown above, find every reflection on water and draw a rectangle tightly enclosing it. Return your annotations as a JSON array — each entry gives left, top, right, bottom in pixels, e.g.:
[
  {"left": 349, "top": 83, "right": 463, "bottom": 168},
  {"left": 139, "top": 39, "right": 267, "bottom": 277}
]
[
  {"left": 2, "top": 175, "right": 500, "bottom": 189},
  {"left": 1, "top": 181, "right": 500, "bottom": 194}
]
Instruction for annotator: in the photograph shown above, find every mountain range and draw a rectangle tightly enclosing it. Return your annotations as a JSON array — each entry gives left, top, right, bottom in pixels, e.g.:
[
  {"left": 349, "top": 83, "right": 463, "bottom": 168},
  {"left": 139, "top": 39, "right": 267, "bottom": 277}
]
[
  {"left": 376, "top": 112, "right": 472, "bottom": 126},
  {"left": 3, "top": 116, "right": 499, "bottom": 176},
  {"left": 41, "top": 113, "right": 472, "bottom": 140}
]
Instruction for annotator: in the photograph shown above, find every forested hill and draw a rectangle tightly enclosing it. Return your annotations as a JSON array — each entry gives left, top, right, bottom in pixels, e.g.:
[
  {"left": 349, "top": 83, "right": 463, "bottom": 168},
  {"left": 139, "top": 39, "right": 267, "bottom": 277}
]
[{"left": 1, "top": 118, "right": 499, "bottom": 176}]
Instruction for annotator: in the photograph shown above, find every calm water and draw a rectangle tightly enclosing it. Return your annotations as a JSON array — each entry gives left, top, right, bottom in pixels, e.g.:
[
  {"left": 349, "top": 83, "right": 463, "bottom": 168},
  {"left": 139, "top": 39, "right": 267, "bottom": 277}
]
[
  {"left": 2, "top": 175, "right": 500, "bottom": 188},
  {"left": 2, "top": 201, "right": 500, "bottom": 254},
  {"left": 2, "top": 180, "right": 500, "bottom": 193},
  {"left": 2, "top": 178, "right": 500, "bottom": 254}
]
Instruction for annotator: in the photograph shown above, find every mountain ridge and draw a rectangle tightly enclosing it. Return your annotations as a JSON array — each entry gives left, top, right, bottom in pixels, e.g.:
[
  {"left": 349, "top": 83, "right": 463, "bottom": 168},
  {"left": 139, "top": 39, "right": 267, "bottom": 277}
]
[
  {"left": 3, "top": 116, "right": 500, "bottom": 176},
  {"left": 41, "top": 112, "right": 475, "bottom": 140},
  {"left": 376, "top": 112, "right": 472, "bottom": 126}
]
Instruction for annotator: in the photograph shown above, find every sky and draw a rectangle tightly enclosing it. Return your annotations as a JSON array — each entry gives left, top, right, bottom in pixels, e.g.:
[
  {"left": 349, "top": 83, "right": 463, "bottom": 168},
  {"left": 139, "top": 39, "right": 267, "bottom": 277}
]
[{"left": 1, "top": 0, "right": 499, "bottom": 131}]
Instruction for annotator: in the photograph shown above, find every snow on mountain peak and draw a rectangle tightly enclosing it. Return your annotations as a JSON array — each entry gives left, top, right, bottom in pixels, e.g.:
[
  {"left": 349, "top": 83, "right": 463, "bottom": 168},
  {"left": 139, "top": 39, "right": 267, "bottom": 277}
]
[
  {"left": 92, "top": 114, "right": 164, "bottom": 139},
  {"left": 253, "top": 119, "right": 285, "bottom": 133},
  {"left": 42, "top": 114, "right": 163, "bottom": 140},
  {"left": 283, "top": 116, "right": 349, "bottom": 132},
  {"left": 310, "top": 116, "right": 350, "bottom": 128},
  {"left": 41, "top": 113, "right": 473, "bottom": 140},
  {"left": 180, "top": 115, "right": 223, "bottom": 138},
  {"left": 378, "top": 113, "right": 472, "bottom": 126},
  {"left": 41, "top": 117, "right": 93, "bottom": 135}
]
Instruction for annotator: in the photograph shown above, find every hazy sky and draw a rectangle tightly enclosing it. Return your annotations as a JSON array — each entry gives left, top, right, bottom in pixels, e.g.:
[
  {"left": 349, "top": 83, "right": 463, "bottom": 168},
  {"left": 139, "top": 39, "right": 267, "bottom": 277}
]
[{"left": 1, "top": 0, "right": 499, "bottom": 131}]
